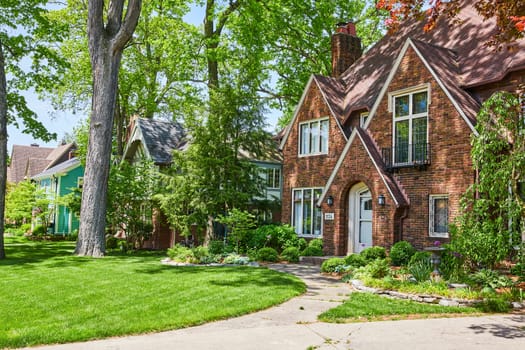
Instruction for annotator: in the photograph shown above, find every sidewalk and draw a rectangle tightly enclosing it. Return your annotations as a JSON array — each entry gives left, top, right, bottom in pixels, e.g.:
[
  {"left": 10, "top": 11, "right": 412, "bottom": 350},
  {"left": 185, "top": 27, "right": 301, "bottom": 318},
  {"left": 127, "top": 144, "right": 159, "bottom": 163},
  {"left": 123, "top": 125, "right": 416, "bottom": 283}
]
[{"left": 26, "top": 264, "right": 525, "bottom": 350}]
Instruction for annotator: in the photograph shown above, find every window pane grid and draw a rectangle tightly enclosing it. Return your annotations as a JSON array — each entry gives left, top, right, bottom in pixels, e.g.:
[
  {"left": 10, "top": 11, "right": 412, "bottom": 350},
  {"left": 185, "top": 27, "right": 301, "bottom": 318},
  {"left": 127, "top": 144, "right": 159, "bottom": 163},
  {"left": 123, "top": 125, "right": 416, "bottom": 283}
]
[
  {"left": 299, "top": 119, "right": 328, "bottom": 156},
  {"left": 292, "top": 188, "right": 323, "bottom": 236},
  {"left": 429, "top": 195, "right": 449, "bottom": 237}
]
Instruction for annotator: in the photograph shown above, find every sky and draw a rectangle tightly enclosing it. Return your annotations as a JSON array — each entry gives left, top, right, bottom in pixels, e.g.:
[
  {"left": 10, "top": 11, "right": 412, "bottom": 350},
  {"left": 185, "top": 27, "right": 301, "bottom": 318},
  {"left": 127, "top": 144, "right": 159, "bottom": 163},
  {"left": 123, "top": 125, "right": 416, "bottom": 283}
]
[{"left": 7, "top": 3, "right": 281, "bottom": 153}]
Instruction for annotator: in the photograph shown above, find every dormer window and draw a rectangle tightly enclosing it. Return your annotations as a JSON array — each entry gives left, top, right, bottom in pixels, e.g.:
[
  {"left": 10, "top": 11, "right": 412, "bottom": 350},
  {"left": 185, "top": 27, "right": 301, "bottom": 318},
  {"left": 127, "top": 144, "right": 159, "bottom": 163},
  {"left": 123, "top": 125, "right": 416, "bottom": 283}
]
[
  {"left": 360, "top": 112, "right": 369, "bottom": 127},
  {"left": 299, "top": 118, "right": 329, "bottom": 156}
]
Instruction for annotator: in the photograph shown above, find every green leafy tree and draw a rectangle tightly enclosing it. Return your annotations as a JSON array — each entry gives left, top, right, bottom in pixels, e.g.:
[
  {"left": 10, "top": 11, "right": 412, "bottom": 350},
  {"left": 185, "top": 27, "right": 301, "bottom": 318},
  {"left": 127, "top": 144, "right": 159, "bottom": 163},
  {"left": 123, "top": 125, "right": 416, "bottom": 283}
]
[
  {"left": 0, "top": 0, "right": 67, "bottom": 258},
  {"left": 5, "top": 180, "right": 52, "bottom": 231},
  {"left": 216, "top": 208, "right": 257, "bottom": 253},
  {"left": 451, "top": 91, "right": 525, "bottom": 269},
  {"left": 107, "top": 160, "right": 157, "bottom": 249}
]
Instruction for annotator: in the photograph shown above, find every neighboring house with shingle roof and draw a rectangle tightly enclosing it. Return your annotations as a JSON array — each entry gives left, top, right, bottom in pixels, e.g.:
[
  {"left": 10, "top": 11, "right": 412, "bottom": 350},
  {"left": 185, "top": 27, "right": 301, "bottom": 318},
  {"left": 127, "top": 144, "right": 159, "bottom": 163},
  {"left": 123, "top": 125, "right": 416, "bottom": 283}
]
[
  {"left": 8, "top": 143, "right": 77, "bottom": 184},
  {"left": 280, "top": 2, "right": 525, "bottom": 255},
  {"left": 32, "top": 158, "right": 84, "bottom": 235},
  {"left": 123, "top": 117, "right": 283, "bottom": 249}
]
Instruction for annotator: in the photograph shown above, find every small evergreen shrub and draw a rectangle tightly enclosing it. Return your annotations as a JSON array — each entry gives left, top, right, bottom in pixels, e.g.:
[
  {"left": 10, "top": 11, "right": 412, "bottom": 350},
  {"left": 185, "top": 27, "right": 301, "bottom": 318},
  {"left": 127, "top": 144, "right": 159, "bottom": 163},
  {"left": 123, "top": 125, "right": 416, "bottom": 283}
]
[
  {"left": 32, "top": 225, "right": 46, "bottom": 236},
  {"left": 408, "top": 251, "right": 431, "bottom": 266},
  {"left": 208, "top": 240, "right": 225, "bottom": 255},
  {"left": 256, "top": 247, "right": 279, "bottom": 262},
  {"left": 106, "top": 235, "right": 118, "bottom": 249},
  {"left": 280, "top": 246, "right": 300, "bottom": 263},
  {"left": 360, "top": 246, "right": 386, "bottom": 262},
  {"left": 321, "top": 258, "right": 346, "bottom": 273},
  {"left": 389, "top": 241, "right": 416, "bottom": 266},
  {"left": 309, "top": 238, "right": 323, "bottom": 250},
  {"left": 344, "top": 254, "right": 367, "bottom": 268},
  {"left": 223, "top": 253, "right": 250, "bottom": 265},
  {"left": 67, "top": 230, "right": 79, "bottom": 242},
  {"left": 301, "top": 238, "right": 323, "bottom": 256}
]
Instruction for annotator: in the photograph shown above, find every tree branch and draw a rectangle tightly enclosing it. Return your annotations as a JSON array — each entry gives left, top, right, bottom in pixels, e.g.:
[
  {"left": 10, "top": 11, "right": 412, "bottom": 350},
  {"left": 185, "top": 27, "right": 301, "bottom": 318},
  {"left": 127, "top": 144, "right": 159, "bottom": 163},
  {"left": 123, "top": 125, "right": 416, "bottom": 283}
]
[
  {"left": 87, "top": 0, "right": 105, "bottom": 55},
  {"left": 107, "top": 0, "right": 124, "bottom": 36},
  {"left": 112, "top": 0, "right": 142, "bottom": 53}
]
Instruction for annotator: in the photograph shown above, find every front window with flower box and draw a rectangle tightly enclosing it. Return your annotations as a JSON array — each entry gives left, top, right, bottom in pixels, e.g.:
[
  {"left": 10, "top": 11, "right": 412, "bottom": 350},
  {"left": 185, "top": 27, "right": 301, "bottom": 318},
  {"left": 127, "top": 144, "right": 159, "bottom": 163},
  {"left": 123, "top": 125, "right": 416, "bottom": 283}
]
[{"left": 292, "top": 188, "right": 322, "bottom": 236}]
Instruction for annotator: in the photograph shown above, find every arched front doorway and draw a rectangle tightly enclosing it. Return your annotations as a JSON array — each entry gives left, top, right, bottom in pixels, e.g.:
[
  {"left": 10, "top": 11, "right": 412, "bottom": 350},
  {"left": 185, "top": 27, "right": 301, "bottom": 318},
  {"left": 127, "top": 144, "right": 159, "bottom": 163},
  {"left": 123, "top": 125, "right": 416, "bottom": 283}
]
[{"left": 348, "top": 182, "right": 373, "bottom": 253}]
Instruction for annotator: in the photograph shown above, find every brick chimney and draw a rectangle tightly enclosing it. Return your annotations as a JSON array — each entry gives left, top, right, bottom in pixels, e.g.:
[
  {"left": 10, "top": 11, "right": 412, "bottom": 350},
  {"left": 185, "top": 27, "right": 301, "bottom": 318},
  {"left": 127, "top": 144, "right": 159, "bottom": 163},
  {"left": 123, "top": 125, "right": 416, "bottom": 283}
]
[{"left": 331, "top": 22, "right": 362, "bottom": 78}]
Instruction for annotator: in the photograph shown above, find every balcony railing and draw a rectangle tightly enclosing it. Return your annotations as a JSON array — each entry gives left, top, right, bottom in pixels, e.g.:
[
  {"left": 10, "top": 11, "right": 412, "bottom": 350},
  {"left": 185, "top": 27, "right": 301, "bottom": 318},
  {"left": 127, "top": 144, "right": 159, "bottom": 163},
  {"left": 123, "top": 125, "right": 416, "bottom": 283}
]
[{"left": 382, "top": 143, "right": 431, "bottom": 171}]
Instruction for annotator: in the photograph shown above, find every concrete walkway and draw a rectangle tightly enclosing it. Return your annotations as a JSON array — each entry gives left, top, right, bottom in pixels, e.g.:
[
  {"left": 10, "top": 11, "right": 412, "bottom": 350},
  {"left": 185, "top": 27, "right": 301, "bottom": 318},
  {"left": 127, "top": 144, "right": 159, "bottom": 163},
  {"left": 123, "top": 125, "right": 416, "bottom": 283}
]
[{"left": 26, "top": 264, "right": 525, "bottom": 350}]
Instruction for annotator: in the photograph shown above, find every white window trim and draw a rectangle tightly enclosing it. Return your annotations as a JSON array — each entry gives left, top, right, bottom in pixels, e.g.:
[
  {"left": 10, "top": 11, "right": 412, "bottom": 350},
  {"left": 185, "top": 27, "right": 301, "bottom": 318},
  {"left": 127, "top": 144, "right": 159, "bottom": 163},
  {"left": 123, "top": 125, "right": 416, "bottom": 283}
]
[
  {"left": 266, "top": 168, "right": 281, "bottom": 189},
  {"left": 291, "top": 187, "right": 323, "bottom": 237},
  {"left": 298, "top": 118, "right": 329, "bottom": 157},
  {"left": 360, "top": 112, "right": 369, "bottom": 127},
  {"left": 429, "top": 194, "right": 449, "bottom": 238},
  {"left": 391, "top": 87, "right": 429, "bottom": 165}
]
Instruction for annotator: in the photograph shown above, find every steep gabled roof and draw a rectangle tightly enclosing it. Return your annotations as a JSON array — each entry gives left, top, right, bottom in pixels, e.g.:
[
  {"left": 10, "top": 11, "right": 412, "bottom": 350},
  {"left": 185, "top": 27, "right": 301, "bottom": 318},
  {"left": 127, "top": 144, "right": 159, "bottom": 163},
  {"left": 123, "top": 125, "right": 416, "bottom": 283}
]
[
  {"left": 8, "top": 145, "right": 54, "bottom": 183},
  {"left": 279, "top": 75, "right": 348, "bottom": 150},
  {"left": 32, "top": 158, "right": 81, "bottom": 181},
  {"left": 124, "top": 118, "right": 187, "bottom": 165},
  {"left": 324, "top": 2, "right": 525, "bottom": 124},
  {"left": 318, "top": 128, "right": 409, "bottom": 208}
]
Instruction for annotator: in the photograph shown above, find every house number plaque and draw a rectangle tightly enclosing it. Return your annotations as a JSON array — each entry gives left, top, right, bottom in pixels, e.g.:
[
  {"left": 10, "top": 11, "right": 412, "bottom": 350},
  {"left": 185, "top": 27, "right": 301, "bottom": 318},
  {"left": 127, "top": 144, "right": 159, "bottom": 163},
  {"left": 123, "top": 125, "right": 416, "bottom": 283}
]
[{"left": 324, "top": 213, "right": 335, "bottom": 220}]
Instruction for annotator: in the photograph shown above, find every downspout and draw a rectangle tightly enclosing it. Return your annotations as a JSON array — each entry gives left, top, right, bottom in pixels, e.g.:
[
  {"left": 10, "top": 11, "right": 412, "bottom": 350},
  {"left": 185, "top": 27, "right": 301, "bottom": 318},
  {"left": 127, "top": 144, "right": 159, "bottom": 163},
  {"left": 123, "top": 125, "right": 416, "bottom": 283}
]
[{"left": 398, "top": 206, "right": 409, "bottom": 242}]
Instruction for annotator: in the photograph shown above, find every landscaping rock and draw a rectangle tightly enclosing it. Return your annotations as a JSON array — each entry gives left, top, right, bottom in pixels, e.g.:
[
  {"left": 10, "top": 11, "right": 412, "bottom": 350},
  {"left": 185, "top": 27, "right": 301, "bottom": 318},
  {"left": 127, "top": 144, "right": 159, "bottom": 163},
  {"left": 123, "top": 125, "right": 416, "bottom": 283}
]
[
  {"left": 439, "top": 299, "right": 460, "bottom": 307},
  {"left": 511, "top": 302, "right": 524, "bottom": 309}
]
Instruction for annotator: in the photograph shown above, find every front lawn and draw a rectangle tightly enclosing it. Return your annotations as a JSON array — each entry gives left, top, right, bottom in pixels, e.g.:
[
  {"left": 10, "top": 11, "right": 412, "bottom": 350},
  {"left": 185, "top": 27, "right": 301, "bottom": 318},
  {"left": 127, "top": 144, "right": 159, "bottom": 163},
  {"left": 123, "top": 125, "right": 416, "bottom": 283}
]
[
  {"left": 0, "top": 237, "right": 305, "bottom": 349},
  {"left": 318, "top": 292, "right": 480, "bottom": 323}
]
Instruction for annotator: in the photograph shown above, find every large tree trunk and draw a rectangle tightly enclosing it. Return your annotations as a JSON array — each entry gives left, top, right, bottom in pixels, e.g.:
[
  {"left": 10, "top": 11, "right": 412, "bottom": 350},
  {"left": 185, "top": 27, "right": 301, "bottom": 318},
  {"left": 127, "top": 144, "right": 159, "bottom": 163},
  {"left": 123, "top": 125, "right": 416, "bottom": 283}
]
[
  {"left": 0, "top": 42, "right": 7, "bottom": 259},
  {"left": 75, "top": 0, "right": 141, "bottom": 257}
]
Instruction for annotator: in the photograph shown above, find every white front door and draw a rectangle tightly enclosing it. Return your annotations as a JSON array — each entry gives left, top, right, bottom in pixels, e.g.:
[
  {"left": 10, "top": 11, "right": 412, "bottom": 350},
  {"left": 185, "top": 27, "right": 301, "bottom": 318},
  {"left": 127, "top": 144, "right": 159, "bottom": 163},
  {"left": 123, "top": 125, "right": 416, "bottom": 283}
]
[{"left": 349, "top": 183, "right": 373, "bottom": 253}]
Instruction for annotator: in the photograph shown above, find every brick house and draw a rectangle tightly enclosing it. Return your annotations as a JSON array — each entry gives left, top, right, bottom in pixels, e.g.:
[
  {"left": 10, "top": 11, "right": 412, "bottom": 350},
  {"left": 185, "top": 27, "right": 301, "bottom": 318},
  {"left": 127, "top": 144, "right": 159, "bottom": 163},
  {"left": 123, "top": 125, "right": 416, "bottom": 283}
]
[{"left": 279, "top": 4, "right": 525, "bottom": 256}]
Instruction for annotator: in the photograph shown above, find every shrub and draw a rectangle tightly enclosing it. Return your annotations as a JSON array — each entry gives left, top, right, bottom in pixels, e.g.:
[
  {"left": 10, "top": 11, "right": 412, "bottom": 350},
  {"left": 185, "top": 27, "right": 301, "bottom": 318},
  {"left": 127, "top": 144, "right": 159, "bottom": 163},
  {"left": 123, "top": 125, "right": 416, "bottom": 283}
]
[
  {"left": 67, "top": 230, "right": 79, "bottom": 242},
  {"left": 192, "top": 246, "right": 210, "bottom": 261},
  {"left": 167, "top": 244, "right": 197, "bottom": 263},
  {"left": 248, "top": 224, "right": 301, "bottom": 252},
  {"left": 309, "top": 238, "right": 323, "bottom": 250},
  {"left": 280, "top": 247, "right": 300, "bottom": 263},
  {"left": 321, "top": 258, "right": 346, "bottom": 273},
  {"left": 208, "top": 240, "right": 225, "bottom": 255},
  {"left": 366, "top": 258, "right": 391, "bottom": 278},
  {"left": 344, "top": 254, "right": 367, "bottom": 268},
  {"left": 389, "top": 241, "right": 416, "bottom": 266},
  {"left": 408, "top": 251, "right": 431, "bottom": 266},
  {"left": 360, "top": 246, "right": 386, "bottom": 262},
  {"left": 256, "top": 247, "right": 279, "bottom": 262},
  {"left": 106, "top": 235, "right": 118, "bottom": 249},
  {"left": 32, "top": 225, "right": 46, "bottom": 236},
  {"left": 301, "top": 238, "right": 323, "bottom": 256}
]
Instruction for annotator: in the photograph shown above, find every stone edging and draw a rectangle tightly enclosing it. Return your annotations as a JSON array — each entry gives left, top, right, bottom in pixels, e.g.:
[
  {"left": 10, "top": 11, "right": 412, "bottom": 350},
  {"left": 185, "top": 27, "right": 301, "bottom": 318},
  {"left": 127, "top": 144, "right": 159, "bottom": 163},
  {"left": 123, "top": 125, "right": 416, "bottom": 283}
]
[
  {"left": 160, "top": 258, "right": 260, "bottom": 267},
  {"left": 350, "top": 279, "right": 525, "bottom": 310}
]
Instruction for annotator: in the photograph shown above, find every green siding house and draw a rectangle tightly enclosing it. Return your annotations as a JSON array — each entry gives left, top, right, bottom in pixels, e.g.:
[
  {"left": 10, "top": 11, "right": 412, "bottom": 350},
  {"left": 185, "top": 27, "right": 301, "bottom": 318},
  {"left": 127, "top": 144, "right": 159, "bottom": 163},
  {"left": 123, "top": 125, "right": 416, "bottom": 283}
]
[{"left": 32, "top": 158, "right": 84, "bottom": 235}]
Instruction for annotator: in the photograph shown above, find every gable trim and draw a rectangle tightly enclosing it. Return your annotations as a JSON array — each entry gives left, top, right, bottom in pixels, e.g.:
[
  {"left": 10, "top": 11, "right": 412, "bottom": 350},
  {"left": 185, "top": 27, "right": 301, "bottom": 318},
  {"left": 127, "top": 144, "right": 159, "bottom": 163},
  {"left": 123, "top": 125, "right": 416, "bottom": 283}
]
[
  {"left": 279, "top": 75, "right": 315, "bottom": 150},
  {"left": 363, "top": 38, "right": 478, "bottom": 136},
  {"left": 317, "top": 129, "right": 357, "bottom": 207},
  {"left": 122, "top": 121, "right": 152, "bottom": 162},
  {"left": 317, "top": 129, "right": 407, "bottom": 208},
  {"left": 279, "top": 75, "right": 348, "bottom": 150}
]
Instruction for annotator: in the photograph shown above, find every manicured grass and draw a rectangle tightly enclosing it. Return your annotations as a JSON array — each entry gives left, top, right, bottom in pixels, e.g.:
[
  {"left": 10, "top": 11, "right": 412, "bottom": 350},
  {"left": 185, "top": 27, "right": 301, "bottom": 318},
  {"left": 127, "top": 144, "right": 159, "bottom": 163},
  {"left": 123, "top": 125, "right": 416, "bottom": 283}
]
[
  {"left": 0, "top": 237, "right": 305, "bottom": 348},
  {"left": 318, "top": 292, "right": 480, "bottom": 323}
]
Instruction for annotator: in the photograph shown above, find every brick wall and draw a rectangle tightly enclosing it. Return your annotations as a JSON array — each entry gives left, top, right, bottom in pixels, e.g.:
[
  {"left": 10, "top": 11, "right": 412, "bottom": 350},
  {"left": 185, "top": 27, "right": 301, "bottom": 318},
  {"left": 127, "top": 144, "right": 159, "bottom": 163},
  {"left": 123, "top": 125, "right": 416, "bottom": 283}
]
[
  {"left": 368, "top": 46, "right": 475, "bottom": 249},
  {"left": 281, "top": 81, "right": 348, "bottom": 229}
]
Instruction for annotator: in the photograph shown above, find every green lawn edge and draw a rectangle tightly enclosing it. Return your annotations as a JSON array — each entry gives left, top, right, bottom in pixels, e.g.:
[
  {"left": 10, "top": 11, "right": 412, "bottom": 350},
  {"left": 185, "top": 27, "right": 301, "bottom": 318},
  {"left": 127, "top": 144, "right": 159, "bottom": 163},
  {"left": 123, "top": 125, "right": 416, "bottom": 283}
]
[{"left": 0, "top": 238, "right": 306, "bottom": 348}]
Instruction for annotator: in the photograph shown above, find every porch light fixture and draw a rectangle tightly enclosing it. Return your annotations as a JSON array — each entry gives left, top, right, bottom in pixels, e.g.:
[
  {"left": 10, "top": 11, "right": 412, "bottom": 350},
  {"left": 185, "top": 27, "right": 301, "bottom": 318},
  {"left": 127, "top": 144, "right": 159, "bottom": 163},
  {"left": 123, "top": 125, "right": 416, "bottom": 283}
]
[
  {"left": 326, "top": 195, "right": 334, "bottom": 207},
  {"left": 378, "top": 194, "right": 386, "bottom": 206}
]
